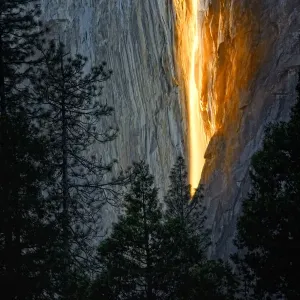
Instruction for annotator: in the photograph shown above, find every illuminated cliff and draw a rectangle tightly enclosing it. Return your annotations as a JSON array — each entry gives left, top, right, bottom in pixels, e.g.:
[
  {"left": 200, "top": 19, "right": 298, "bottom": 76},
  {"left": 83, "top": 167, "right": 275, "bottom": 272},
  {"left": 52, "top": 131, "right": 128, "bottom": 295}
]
[
  {"left": 173, "top": 0, "right": 264, "bottom": 191},
  {"left": 174, "top": 0, "right": 300, "bottom": 258}
]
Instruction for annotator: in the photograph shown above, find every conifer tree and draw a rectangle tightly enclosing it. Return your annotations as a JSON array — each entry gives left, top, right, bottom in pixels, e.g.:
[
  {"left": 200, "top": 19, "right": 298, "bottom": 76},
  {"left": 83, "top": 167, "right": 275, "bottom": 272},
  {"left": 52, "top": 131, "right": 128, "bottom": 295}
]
[
  {"left": 234, "top": 75, "right": 300, "bottom": 299},
  {"left": 0, "top": 0, "right": 44, "bottom": 267},
  {"left": 0, "top": 2, "right": 63, "bottom": 299},
  {"left": 163, "top": 157, "right": 237, "bottom": 300},
  {"left": 162, "top": 157, "right": 209, "bottom": 298},
  {"left": 91, "top": 159, "right": 237, "bottom": 300},
  {"left": 92, "top": 162, "right": 166, "bottom": 300},
  {"left": 186, "top": 259, "right": 238, "bottom": 300},
  {"left": 164, "top": 156, "right": 210, "bottom": 244},
  {"left": 0, "top": 113, "right": 61, "bottom": 300},
  {"left": 29, "top": 41, "right": 125, "bottom": 280},
  {"left": 0, "top": 0, "right": 43, "bottom": 114}
]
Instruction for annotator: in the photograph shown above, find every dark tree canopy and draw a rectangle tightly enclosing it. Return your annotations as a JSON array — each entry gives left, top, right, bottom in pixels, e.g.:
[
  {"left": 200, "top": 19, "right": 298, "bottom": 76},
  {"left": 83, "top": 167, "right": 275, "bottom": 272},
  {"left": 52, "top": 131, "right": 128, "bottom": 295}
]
[
  {"left": 164, "top": 156, "right": 210, "bottom": 244},
  {"left": 163, "top": 157, "right": 237, "bottom": 300},
  {"left": 0, "top": 113, "right": 62, "bottom": 300},
  {"left": 0, "top": 0, "right": 43, "bottom": 114},
  {"left": 91, "top": 159, "right": 238, "bottom": 300},
  {"left": 0, "top": 2, "right": 63, "bottom": 299},
  {"left": 94, "top": 162, "right": 166, "bottom": 300},
  {"left": 0, "top": 2, "right": 122, "bottom": 298}
]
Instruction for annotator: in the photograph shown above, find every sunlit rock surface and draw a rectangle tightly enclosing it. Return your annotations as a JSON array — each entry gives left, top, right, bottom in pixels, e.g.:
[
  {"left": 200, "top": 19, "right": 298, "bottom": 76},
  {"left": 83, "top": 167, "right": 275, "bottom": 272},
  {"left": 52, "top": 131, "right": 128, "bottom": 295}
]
[
  {"left": 40, "top": 0, "right": 186, "bottom": 225},
  {"left": 200, "top": 0, "right": 300, "bottom": 259}
]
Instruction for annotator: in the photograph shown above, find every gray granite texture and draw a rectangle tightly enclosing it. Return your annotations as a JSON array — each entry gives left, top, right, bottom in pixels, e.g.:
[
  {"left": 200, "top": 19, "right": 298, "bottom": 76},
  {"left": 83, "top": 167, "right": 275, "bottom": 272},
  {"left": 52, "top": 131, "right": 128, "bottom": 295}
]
[{"left": 40, "top": 0, "right": 186, "bottom": 226}]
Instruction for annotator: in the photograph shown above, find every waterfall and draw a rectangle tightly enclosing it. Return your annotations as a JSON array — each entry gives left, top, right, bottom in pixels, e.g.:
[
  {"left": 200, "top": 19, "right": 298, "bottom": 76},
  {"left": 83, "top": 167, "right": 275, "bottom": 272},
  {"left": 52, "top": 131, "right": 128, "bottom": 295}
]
[
  {"left": 173, "top": 0, "right": 214, "bottom": 193},
  {"left": 173, "top": 0, "right": 262, "bottom": 192}
]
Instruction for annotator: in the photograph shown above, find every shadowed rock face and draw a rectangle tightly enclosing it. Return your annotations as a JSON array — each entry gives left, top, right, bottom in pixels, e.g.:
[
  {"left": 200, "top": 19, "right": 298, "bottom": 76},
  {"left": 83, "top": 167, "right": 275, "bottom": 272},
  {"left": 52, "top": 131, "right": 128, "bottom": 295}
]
[
  {"left": 200, "top": 0, "right": 300, "bottom": 259},
  {"left": 40, "top": 0, "right": 300, "bottom": 258}
]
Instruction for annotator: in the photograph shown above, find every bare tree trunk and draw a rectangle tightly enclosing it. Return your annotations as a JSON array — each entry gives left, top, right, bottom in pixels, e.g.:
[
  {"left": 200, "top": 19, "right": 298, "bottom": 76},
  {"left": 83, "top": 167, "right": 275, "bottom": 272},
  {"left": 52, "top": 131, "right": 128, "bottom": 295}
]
[
  {"left": 0, "top": 34, "right": 6, "bottom": 114},
  {"left": 15, "top": 187, "right": 21, "bottom": 300},
  {"left": 60, "top": 50, "right": 69, "bottom": 256},
  {"left": 0, "top": 31, "right": 14, "bottom": 300},
  {"left": 142, "top": 192, "right": 153, "bottom": 300}
]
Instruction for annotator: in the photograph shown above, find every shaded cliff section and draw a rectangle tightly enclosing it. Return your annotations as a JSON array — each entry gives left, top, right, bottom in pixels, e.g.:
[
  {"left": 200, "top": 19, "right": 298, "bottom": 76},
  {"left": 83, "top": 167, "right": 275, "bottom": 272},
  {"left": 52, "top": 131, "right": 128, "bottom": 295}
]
[
  {"left": 200, "top": 0, "right": 300, "bottom": 259},
  {"left": 39, "top": 0, "right": 186, "bottom": 216}
]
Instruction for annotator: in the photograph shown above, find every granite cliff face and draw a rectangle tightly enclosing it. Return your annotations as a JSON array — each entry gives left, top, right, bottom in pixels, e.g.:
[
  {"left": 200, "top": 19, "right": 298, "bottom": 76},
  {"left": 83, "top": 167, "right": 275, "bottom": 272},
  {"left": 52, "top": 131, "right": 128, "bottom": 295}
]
[
  {"left": 40, "top": 0, "right": 186, "bottom": 209},
  {"left": 40, "top": 0, "right": 300, "bottom": 258},
  {"left": 199, "top": 0, "right": 300, "bottom": 259}
]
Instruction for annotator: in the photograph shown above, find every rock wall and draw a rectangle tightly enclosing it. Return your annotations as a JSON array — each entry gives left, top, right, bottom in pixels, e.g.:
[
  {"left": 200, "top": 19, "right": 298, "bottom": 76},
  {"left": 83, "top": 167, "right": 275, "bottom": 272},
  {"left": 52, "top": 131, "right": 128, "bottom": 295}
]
[
  {"left": 40, "top": 0, "right": 186, "bottom": 224},
  {"left": 200, "top": 0, "right": 300, "bottom": 259},
  {"left": 40, "top": 0, "right": 300, "bottom": 258}
]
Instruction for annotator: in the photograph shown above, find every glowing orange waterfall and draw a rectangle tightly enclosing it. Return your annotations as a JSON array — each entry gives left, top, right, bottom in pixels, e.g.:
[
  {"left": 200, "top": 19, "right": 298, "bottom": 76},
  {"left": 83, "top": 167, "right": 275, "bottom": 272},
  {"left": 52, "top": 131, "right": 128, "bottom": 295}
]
[
  {"left": 173, "top": 0, "right": 215, "bottom": 193},
  {"left": 173, "top": 0, "right": 263, "bottom": 193}
]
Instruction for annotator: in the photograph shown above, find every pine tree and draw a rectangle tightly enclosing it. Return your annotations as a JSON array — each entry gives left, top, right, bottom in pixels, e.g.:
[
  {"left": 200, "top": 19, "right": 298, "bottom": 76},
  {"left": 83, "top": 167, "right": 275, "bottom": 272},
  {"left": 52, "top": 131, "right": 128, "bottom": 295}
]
[
  {"left": 0, "top": 0, "right": 44, "bottom": 268},
  {"left": 0, "top": 0, "right": 43, "bottom": 114},
  {"left": 0, "top": 113, "right": 61, "bottom": 300},
  {"left": 163, "top": 156, "right": 237, "bottom": 300},
  {"left": 0, "top": 2, "right": 63, "bottom": 299},
  {"left": 234, "top": 75, "right": 300, "bottom": 299},
  {"left": 29, "top": 41, "right": 126, "bottom": 293},
  {"left": 162, "top": 156, "right": 209, "bottom": 298},
  {"left": 186, "top": 260, "right": 238, "bottom": 300},
  {"left": 92, "top": 162, "right": 166, "bottom": 300},
  {"left": 164, "top": 156, "right": 210, "bottom": 245}
]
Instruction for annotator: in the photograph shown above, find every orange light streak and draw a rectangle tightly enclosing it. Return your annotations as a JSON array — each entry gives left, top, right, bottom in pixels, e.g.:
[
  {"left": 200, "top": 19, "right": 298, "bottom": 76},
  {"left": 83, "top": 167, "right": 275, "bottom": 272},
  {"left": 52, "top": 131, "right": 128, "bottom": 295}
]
[
  {"left": 173, "top": 0, "right": 265, "bottom": 193},
  {"left": 173, "top": 0, "right": 214, "bottom": 193}
]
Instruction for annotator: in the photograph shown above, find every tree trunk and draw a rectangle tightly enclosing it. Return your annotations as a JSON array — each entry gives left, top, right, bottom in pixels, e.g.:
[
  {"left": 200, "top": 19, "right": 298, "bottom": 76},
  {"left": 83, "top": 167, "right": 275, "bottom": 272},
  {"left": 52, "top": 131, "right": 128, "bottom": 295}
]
[
  {"left": 0, "top": 31, "right": 14, "bottom": 300},
  {"left": 14, "top": 186, "right": 22, "bottom": 300},
  {"left": 0, "top": 33, "right": 5, "bottom": 114},
  {"left": 60, "top": 50, "right": 69, "bottom": 254},
  {"left": 142, "top": 192, "right": 152, "bottom": 300},
  {"left": 0, "top": 32, "right": 10, "bottom": 258}
]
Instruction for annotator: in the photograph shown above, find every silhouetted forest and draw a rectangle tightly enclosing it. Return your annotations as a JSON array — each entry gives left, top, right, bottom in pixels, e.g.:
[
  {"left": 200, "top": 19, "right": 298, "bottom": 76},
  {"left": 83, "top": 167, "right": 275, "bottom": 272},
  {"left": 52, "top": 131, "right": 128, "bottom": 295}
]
[{"left": 1, "top": 1, "right": 300, "bottom": 299}]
